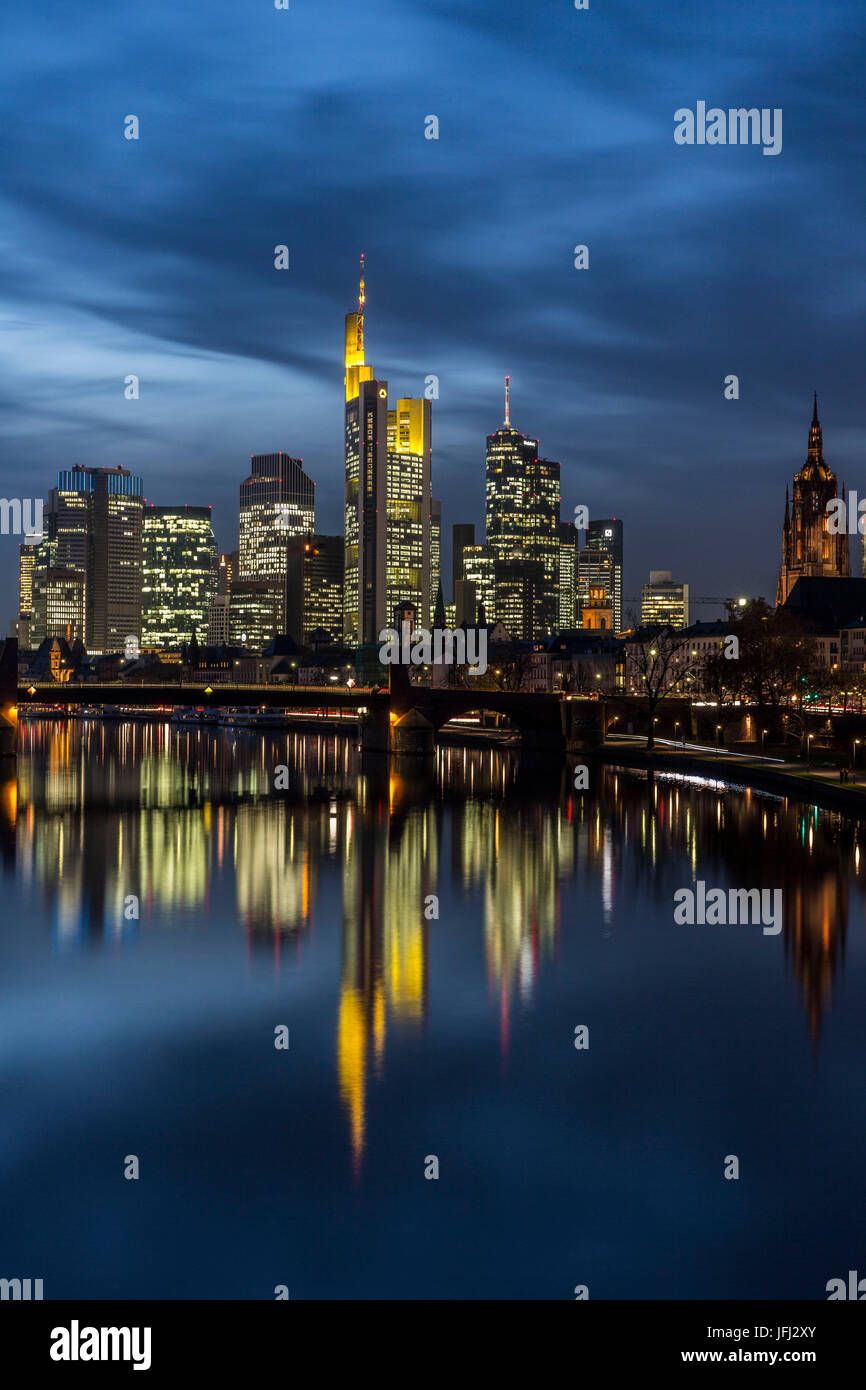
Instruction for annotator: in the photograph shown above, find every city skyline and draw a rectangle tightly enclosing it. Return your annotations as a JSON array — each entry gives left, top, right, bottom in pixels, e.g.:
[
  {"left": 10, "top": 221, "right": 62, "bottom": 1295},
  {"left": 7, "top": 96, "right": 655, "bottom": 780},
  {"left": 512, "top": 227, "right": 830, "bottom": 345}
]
[
  {"left": 1, "top": 2, "right": 863, "bottom": 616},
  {"left": 4, "top": 257, "right": 860, "bottom": 639},
  {"left": 2, "top": 0, "right": 865, "bottom": 1327},
  {"left": 12, "top": 374, "right": 857, "bottom": 652}
]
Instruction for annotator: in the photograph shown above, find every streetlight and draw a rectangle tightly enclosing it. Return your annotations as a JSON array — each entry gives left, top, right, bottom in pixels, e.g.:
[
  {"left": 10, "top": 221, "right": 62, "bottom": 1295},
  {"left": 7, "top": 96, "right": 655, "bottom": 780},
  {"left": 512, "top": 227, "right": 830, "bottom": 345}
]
[
  {"left": 854, "top": 738, "right": 861, "bottom": 778},
  {"left": 761, "top": 728, "right": 768, "bottom": 754},
  {"left": 807, "top": 732, "right": 813, "bottom": 764}
]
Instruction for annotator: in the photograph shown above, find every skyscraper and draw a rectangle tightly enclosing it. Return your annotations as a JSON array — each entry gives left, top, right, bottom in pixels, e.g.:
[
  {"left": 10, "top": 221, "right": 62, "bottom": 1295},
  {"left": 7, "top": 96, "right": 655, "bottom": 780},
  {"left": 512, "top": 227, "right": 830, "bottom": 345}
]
[
  {"left": 485, "top": 378, "right": 560, "bottom": 638},
  {"left": 46, "top": 466, "right": 143, "bottom": 650},
  {"left": 228, "top": 581, "right": 283, "bottom": 651},
  {"left": 429, "top": 497, "right": 441, "bottom": 625},
  {"left": 239, "top": 453, "right": 315, "bottom": 584},
  {"left": 385, "top": 398, "right": 432, "bottom": 628},
  {"left": 207, "top": 550, "right": 237, "bottom": 644},
  {"left": 285, "top": 535, "right": 345, "bottom": 645},
  {"left": 777, "top": 395, "right": 849, "bottom": 605},
  {"left": 641, "top": 570, "right": 689, "bottom": 628},
  {"left": 18, "top": 542, "right": 37, "bottom": 621},
  {"left": 452, "top": 523, "right": 475, "bottom": 598},
  {"left": 31, "top": 566, "right": 86, "bottom": 644},
  {"left": 558, "top": 520, "right": 576, "bottom": 630},
  {"left": 344, "top": 257, "right": 387, "bottom": 647},
  {"left": 585, "top": 519, "right": 623, "bottom": 633},
  {"left": 142, "top": 505, "right": 215, "bottom": 652},
  {"left": 462, "top": 543, "right": 495, "bottom": 624},
  {"left": 494, "top": 557, "right": 544, "bottom": 640},
  {"left": 344, "top": 259, "right": 433, "bottom": 647}
]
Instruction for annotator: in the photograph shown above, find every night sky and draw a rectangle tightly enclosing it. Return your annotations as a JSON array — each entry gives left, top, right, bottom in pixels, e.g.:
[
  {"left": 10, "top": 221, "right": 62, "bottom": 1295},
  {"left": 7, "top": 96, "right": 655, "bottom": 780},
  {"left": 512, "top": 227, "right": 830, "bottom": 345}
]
[{"left": 1, "top": 0, "right": 863, "bottom": 619}]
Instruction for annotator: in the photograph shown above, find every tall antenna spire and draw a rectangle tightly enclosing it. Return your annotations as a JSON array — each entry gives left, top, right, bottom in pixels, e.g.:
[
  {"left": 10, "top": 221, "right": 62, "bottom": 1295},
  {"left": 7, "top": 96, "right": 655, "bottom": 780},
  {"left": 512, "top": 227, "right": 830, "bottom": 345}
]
[
  {"left": 504, "top": 374, "right": 510, "bottom": 426},
  {"left": 358, "top": 252, "right": 366, "bottom": 351}
]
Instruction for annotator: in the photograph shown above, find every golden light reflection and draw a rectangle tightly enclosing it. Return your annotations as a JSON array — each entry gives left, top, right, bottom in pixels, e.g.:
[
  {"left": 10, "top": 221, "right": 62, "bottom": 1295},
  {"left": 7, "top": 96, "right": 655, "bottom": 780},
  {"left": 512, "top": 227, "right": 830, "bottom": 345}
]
[{"left": 9, "top": 724, "right": 861, "bottom": 1166}]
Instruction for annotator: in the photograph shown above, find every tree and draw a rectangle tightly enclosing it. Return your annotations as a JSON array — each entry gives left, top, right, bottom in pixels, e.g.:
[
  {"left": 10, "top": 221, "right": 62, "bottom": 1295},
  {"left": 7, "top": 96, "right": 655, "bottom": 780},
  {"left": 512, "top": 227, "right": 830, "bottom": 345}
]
[
  {"left": 700, "top": 646, "right": 745, "bottom": 746},
  {"left": 494, "top": 642, "right": 536, "bottom": 692},
  {"left": 627, "top": 621, "right": 701, "bottom": 751},
  {"left": 728, "top": 599, "right": 814, "bottom": 715}
]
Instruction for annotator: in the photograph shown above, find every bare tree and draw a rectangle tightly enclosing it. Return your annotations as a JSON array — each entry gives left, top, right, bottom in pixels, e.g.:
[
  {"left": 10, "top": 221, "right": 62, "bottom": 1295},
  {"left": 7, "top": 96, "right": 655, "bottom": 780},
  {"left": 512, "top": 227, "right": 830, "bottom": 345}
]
[
  {"left": 700, "top": 647, "right": 745, "bottom": 747},
  {"left": 494, "top": 642, "right": 536, "bottom": 692},
  {"left": 628, "top": 620, "right": 701, "bottom": 752}
]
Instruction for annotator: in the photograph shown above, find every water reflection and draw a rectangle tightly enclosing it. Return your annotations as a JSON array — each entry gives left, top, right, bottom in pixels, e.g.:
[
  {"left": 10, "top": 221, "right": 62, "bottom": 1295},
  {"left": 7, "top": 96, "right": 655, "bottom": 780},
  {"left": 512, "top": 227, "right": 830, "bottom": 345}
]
[{"left": 6, "top": 722, "right": 864, "bottom": 1168}]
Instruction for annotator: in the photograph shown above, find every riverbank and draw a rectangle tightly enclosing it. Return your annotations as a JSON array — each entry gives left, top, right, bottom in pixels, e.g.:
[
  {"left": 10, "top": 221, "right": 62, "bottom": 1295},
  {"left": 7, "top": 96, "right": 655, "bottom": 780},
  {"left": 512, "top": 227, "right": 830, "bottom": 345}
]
[{"left": 597, "top": 740, "right": 866, "bottom": 814}]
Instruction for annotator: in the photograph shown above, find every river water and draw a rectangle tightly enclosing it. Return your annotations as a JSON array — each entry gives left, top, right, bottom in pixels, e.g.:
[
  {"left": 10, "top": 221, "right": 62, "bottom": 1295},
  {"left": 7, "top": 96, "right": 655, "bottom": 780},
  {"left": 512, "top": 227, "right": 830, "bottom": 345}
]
[{"left": 1, "top": 719, "right": 863, "bottom": 1299}]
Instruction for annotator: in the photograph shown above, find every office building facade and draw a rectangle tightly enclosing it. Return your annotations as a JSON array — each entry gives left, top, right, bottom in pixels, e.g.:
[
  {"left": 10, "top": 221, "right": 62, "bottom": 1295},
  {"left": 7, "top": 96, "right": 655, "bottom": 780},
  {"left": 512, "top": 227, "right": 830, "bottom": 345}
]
[
  {"left": 385, "top": 398, "right": 432, "bottom": 629},
  {"left": 558, "top": 520, "right": 576, "bottom": 630},
  {"left": 285, "top": 534, "right": 345, "bottom": 645},
  {"left": 45, "top": 466, "right": 143, "bottom": 650},
  {"left": 239, "top": 452, "right": 315, "bottom": 583},
  {"left": 641, "top": 570, "right": 689, "bottom": 628},
  {"left": 142, "top": 504, "right": 215, "bottom": 652},
  {"left": 485, "top": 380, "right": 559, "bottom": 638},
  {"left": 585, "top": 519, "right": 623, "bottom": 633}
]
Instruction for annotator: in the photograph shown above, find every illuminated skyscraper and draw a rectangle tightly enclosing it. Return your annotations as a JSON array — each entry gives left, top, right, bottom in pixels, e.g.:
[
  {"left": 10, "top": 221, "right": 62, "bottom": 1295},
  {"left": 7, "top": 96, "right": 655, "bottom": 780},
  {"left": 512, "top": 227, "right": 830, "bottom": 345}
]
[
  {"left": 344, "top": 258, "right": 387, "bottom": 647},
  {"left": 237, "top": 453, "right": 314, "bottom": 649},
  {"left": 142, "top": 505, "right": 215, "bottom": 652},
  {"left": 585, "top": 519, "right": 623, "bottom": 633},
  {"left": 285, "top": 534, "right": 345, "bottom": 644},
  {"left": 485, "top": 378, "right": 559, "bottom": 637},
  {"left": 18, "top": 542, "right": 37, "bottom": 620},
  {"left": 239, "top": 453, "right": 315, "bottom": 584},
  {"left": 228, "top": 581, "right": 282, "bottom": 651},
  {"left": 386, "top": 399, "right": 432, "bottom": 627},
  {"left": 641, "top": 570, "right": 689, "bottom": 628},
  {"left": 345, "top": 260, "right": 433, "bottom": 647},
  {"left": 31, "top": 566, "right": 86, "bottom": 644},
  {"left": 207, "top": 550, "right": 237, "bottom": 645},
  {"left": 558, "top": 520, "right": 576, "bottom": 629},
  {"left": 47, "top": 466, "right": 143, "bottom": 650},
  {"left": 494, "top": 556, "right": 544, "bottom": 640},
  {"left": 462, "top": 543, "right": 495, "bottom": 623},
  {"left": 429, "top": 498, "right": 441, "bottom": 625}
]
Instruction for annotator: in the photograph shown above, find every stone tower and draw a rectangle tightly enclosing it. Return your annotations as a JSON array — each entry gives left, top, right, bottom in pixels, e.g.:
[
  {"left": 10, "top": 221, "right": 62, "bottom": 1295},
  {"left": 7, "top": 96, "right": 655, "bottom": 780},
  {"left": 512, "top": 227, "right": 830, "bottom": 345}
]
[{"left": 776, "top": 395, "right": 849, "bottom": 606}]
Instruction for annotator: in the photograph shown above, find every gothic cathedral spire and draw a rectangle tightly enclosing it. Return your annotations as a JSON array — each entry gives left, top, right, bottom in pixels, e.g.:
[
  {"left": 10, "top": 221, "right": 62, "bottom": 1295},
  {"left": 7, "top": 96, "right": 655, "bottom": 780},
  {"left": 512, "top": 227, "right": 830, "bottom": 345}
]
[{"left": 776, "top": 396, "right": 849, "bottom": 606}]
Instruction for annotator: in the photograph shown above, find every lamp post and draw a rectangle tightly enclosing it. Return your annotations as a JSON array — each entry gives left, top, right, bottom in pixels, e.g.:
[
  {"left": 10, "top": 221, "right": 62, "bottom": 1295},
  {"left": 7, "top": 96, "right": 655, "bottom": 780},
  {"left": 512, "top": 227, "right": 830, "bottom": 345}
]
[
  {"left": 853, "top": 738, "right": 861, "bottom": 779},
  {"left": 761, "top": 728, "right": 768, "bottom": 755},
  {"left": 807, "top": 732, "right": 813, "bottom": 765}
]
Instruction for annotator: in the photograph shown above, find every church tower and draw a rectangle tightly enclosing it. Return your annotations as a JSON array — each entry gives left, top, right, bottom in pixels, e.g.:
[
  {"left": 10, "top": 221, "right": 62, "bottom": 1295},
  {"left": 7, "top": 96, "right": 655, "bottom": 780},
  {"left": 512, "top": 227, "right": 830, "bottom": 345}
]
[{"left": 776, "top": 395, "right": 849, "bottom": 606}]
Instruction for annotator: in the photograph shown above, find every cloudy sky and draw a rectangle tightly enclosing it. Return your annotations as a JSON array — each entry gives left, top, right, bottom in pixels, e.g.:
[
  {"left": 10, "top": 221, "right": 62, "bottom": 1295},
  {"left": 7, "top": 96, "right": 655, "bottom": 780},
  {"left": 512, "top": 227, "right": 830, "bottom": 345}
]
[{"left": 0, "top": 0, "right": 863, "bottom": 617}]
